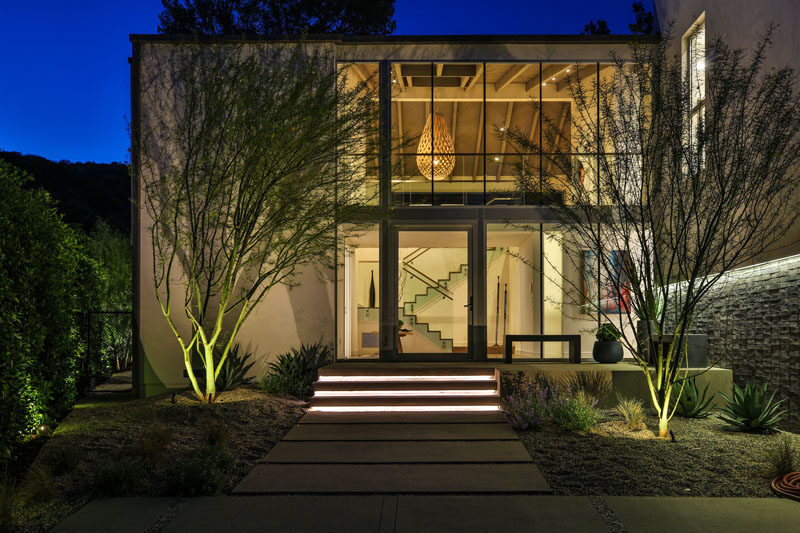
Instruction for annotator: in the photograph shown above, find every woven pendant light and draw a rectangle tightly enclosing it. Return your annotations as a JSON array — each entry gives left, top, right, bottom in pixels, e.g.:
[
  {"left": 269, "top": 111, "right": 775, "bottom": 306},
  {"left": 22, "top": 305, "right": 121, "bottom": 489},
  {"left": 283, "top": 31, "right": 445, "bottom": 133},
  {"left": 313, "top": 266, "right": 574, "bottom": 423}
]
[{"left": 416, "top": 112, "right": 455, "bottom": 180}]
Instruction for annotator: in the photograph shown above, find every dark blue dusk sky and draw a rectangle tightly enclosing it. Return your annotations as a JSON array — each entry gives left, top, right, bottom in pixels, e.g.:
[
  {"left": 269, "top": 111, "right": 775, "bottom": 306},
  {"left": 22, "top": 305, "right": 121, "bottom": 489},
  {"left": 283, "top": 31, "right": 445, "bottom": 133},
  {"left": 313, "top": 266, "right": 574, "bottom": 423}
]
[{"left": 0, "top": 1, "right": 652, "bottom": 164}]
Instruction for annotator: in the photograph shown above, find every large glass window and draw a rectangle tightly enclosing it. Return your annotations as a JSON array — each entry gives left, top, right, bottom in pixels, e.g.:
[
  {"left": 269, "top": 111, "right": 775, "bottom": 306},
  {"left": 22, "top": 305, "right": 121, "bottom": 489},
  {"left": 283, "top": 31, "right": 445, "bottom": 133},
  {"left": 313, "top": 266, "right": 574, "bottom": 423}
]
[
  {"left": 337, "top": 225, "right": 380, "bottom": 359},
  {"left": 685, "top": 17, "right": 706, "bottom": 149},
  {"left": 388, "top": 61, "right": 629, "bottom": 207},
  {"left": 338, "top": 62, "right": 380, "bottom": 205}
]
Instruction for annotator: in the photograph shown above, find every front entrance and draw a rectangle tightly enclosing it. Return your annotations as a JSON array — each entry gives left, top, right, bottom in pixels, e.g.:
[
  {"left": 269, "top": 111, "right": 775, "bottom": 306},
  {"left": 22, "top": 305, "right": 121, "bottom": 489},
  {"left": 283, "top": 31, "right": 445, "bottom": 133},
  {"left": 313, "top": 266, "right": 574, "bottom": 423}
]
[{"left": 396, "top": 227, "right": 473, "bottom": 359}]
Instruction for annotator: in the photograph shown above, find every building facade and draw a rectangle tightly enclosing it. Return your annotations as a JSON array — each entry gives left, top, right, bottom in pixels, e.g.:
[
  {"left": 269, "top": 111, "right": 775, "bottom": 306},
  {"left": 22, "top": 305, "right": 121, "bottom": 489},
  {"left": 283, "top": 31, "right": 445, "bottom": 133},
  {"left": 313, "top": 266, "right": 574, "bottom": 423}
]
[{"left": 130, "top": 1, "right": 800, "bottom": 407}]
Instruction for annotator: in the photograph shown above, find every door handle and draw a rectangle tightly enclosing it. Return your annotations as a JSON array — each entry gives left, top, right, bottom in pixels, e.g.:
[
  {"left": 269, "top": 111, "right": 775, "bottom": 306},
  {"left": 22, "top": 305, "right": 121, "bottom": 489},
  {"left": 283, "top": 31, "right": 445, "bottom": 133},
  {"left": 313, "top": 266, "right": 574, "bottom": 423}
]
[{"left": 464, "top": 297, "right": 473, "bottom": 309}]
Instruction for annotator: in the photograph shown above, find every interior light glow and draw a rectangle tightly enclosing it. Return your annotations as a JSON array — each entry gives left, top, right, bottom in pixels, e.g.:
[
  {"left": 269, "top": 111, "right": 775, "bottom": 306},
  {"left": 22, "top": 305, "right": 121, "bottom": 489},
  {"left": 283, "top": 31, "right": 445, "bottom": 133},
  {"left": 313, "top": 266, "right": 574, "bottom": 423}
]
[
  {"left": 697, "top": 60, "right": 705, "bottom": 71},
  {"left": 317, "top": 375, "right": 495, "bottom": 382},
  {"left": 314, "top": 389, "right": 497, "bottom": 397},
  {"left": 566, "top": 69, "right": 571, "bottom": 73},
  {"left": 494, "top": 156, "right": 500, "bottom": 161},
  {"left": 551, "top": 77, "right": 556, "bottom": 81},
  {"left": 542, "top": 82, "right": 547, "bottom": 86},
  {"left": 309, "top": 405, "right": 502, "bottom": 412}
]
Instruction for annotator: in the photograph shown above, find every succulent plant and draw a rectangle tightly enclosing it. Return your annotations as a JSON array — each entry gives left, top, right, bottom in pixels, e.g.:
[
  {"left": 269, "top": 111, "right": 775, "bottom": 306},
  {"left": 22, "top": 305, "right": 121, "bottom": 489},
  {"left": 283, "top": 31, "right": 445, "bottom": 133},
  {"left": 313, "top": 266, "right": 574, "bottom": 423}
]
[
  {"left": 673, "top": 375, "right": 715, "bottom": 418},
  {"left": 718, "top": 381, "right": 787, "bottom": 433}
]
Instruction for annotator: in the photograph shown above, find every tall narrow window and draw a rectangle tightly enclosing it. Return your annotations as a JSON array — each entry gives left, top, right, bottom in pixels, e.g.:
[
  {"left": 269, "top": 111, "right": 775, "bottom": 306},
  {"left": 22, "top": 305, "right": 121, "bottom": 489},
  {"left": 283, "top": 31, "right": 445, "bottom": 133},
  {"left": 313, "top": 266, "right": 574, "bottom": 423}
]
[{"left": 686, "top": 17, "right": 706, "bottom": 151}]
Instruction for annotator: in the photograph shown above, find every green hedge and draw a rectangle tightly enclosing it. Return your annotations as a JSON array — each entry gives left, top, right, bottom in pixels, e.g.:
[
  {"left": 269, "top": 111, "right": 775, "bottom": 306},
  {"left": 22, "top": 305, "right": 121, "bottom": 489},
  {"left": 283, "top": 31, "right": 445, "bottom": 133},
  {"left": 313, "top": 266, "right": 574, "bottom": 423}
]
[{"left": 0, "top": 160, "right": 99, "bottom": 459}]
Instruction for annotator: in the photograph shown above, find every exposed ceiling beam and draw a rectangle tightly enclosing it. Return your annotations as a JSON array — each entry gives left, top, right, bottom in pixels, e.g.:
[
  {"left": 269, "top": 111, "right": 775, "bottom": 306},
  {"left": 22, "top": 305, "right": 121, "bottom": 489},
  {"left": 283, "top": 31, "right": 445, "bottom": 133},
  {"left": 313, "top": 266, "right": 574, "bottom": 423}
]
[
  {"left": 392, "top": 63, "right": 405, "bottom": 91},
  {"left": 472, "top": 103, "right": 484, "bottom": 180},
  {"left": 557, "top": 64, "right": 612, "bottom": 92},
  {"left": 495, "top": 64, "right": 530, "bottom": 93},
  {"left": 436, "top": 63, "right": 444, "bottom": 77},
  {"left": 355, "top": 64, "right": 377, "bottom": 89},
  {"left": 528, "top": 108, "right": 540, "bottom": 145},
  {"left": 525, "top": 64, "right": 571, "bottom": 92},
  {"left": 465, "top": 64, "right": 484, "bottom": 92},
  {"left": 495, "top": 102, "right": 514, "bottom": 180}
]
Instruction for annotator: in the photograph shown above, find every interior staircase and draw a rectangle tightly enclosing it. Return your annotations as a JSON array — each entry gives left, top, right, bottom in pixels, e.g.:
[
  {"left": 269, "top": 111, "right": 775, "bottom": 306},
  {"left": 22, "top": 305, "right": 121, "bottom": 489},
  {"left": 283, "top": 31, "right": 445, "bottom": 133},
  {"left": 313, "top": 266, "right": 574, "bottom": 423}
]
[
  {"left": 308, "top": 365, "right": 502, "bottom": 412},
  {"left": 399, "top": 247, "right": 506, "bottom": 352}
]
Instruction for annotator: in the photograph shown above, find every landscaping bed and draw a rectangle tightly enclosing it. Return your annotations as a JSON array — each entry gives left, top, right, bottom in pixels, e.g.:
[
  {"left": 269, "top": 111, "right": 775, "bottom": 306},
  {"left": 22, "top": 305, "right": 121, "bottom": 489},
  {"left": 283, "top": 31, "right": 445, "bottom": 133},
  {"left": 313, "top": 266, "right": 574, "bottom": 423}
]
[
  {"left": 9, "top": 386, "right": 305, "bottom": 531},
  {"left": 518, "top": 409, "right": 800, "bottom": 497}
]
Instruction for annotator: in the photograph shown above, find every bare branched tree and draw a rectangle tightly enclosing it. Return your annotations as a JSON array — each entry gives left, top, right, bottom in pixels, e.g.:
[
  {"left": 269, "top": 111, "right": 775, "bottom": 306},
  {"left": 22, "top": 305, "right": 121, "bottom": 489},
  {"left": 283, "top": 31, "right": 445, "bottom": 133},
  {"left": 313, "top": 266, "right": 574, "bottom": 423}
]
[
  {"left": 502, "top": 28, "right": 800, "bottom": 436},
  {"left": 137, "top": 43, "right": 381, "bottom": 401}
]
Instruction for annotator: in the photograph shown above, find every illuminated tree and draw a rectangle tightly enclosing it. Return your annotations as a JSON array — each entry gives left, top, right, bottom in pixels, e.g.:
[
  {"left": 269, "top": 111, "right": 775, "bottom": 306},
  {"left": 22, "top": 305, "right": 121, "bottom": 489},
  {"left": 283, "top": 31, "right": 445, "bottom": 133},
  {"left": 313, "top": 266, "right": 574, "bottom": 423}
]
[
  {"left": 137, "top": 44, "right": 381, "bottom": 401},
  {"left": 504, "top": 28, "right": 800, "bottom": 437}
]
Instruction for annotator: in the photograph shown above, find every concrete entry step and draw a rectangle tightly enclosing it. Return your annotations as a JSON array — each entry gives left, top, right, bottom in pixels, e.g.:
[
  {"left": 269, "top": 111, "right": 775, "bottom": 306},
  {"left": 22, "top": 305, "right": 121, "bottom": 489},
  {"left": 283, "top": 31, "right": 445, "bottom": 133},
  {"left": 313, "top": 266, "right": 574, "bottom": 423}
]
[
  {"left": 298, "top": 411, "right": 507, "bottom": 424},
  {"left": 233, "top": 463, "right": 552, "bottom": 494},
  {"left": 314, "top": 380, "right": 498, "bottom": 391},
  {"left": 309, "top": 396, "right": 500, "bottom": 407},
  {"left": 263, "top": 440, "right": 532, "bottom": 463},
  {"left": 318, "top": 365, "right": 497, "bottom": 377},
  {"left": 283, "top": 423, "right": 517, "bottom": 441}
]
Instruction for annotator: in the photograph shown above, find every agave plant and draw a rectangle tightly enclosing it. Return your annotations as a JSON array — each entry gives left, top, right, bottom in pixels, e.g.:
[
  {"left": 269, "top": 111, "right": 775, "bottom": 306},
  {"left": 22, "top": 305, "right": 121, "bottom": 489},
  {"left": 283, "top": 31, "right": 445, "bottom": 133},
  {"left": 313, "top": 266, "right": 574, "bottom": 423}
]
[
  {"left": 196, "top": 343, "right": 255, "bottom": 392},
  {"left": 259, "top": 342, "right": 332, "bottom": 398},
  {"left": 718, "top": 381, "right": 787, "bottom": 433},
  {"left": 672, "top": 375, "right": 715, "bottom": 418},
  {"left": 216, "top": 344, "right": 255, "bottom": 391}
]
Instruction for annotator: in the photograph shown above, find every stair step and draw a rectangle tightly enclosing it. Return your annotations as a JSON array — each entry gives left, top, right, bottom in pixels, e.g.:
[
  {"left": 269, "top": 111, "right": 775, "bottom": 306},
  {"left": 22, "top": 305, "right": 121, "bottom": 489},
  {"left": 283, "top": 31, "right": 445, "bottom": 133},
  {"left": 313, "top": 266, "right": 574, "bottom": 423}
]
[
  {"left": 314, "top": 380, "right": 497, "bottom": 392},
  {"left": 309, "top": 395, "right": 500, "bottom": 407},
  {"left": 318, "top": 366, "right": 497, "bottom": 377}
]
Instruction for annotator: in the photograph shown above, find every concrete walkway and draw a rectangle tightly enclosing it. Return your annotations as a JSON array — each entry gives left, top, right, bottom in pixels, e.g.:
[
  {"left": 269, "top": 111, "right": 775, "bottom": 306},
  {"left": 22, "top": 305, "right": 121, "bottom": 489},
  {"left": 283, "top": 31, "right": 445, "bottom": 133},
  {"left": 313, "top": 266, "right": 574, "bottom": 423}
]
[
  {"left": 54, "top": 495, "right": 800, "bottom": 532},
  {"left": 232, "top": 409, "right": 552, "bottom": 494}
]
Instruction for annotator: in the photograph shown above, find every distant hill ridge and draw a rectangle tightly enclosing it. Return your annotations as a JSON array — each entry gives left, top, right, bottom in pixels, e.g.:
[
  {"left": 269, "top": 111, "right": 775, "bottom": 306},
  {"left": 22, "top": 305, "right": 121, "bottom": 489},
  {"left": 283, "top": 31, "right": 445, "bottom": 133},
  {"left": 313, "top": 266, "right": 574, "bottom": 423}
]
[{"left": 0, "top": 150, "right": 130, "bottom": 235}]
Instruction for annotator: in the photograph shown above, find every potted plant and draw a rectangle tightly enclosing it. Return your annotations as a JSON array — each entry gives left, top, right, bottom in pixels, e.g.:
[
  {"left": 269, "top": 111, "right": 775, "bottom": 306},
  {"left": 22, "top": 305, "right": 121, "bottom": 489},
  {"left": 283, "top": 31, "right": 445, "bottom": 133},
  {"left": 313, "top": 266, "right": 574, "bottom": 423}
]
[{"left": 593, "top": 322, "right": 623, "bottom": 363}]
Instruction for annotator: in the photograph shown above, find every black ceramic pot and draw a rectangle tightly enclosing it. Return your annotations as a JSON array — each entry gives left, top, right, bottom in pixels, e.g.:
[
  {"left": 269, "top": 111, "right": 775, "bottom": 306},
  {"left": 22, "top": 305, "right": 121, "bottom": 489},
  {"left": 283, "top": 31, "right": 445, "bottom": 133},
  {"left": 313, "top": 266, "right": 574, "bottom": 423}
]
[{"left": 593, "top": 340, "right": 623, "bottom": 363}]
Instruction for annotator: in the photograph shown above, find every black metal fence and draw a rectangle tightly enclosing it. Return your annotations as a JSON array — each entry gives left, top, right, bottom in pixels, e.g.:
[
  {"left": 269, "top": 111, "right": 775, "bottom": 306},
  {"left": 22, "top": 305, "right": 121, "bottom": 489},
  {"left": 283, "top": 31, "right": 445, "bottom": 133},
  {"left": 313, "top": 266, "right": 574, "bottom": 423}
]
[{"left": 78, "top": 310, "right": 134, "bottom": 397}]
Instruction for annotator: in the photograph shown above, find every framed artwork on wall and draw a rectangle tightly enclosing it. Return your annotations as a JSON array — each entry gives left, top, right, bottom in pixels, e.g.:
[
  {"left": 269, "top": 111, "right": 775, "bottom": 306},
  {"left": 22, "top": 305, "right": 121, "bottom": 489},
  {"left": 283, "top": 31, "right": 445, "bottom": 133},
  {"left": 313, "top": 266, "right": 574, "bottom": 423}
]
[{"left": 582, "top": 249, "right": 631, "bottom": 314}]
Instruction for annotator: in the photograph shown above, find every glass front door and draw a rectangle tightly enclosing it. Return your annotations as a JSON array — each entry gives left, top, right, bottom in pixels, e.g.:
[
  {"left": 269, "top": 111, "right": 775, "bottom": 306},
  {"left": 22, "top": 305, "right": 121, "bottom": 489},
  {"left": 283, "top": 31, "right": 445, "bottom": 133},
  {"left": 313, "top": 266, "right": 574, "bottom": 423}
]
[{"left": 396, "top": 228, "right": 472, "bottom": 358}]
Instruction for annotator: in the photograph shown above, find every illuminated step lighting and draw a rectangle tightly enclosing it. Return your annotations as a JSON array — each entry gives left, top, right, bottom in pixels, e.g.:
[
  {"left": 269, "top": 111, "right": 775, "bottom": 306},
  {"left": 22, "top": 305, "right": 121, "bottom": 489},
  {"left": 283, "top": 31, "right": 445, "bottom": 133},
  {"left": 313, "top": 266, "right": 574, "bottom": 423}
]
[
  {"left": 309, "top": 405, "right": 502, "bottom": 412},
  {"left": 317, "top": 374, "right": 495, "bottom": 382},
  {"left": 314, "top": 389, "right": 497, "bottom": 397}
]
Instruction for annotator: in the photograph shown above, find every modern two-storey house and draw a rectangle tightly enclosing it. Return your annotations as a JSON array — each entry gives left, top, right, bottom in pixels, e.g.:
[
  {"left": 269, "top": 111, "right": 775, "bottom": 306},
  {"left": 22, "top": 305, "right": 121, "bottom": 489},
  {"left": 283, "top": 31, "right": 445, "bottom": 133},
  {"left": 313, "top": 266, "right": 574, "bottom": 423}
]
[{"left": 130, "top": 0, "right": 800, "bottom": 428}]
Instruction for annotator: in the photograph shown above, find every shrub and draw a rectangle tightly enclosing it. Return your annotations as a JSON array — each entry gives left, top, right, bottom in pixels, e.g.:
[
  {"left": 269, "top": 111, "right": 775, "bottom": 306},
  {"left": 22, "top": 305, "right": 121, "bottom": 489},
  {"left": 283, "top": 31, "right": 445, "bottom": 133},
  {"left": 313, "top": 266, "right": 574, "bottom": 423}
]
[
  {"left": 564, "top": 371, "right": 611, "bottom": 403},
  {"left": 0, "top": 160, "right": 94, "bottom": 458},
  {"left": 504, "top": 379, "right": 549, "bottom": 431},
  {"left": 550, "top": 391, "right": 600, "bottom": 432},
  {"left": 21, "top": 464, "right": 55, "bottom": 503},
  {"left": 41, "top": 441, "right": 79, "bottom": 475},
  {"left": 131, "top": 424, "right": 173, "bottom": 469},
  {"left": 673, "top": 375, "right": 715, "bottom": 418},
  {"left": 94, "top": 457, "right": 147, "bottom": 496},
  {"left": 766, "top": 434, "right": 798, "bottom": 479},
  {"left": 615, "top": 396, "right": 646, "bottom": 430},
  {"left": 259, "top": 342, "right": 332, "bottom": 398},
  {"left": 0, "top": 468, "right": 17, "bottom": 532},
  {"left": 596, "top": 322, "right": 621, "bottom": 341},
  {"left": 719, "top": 381, "right": 787, "bottom": 433},
  {"left": 165, "top": 445, "right": 237, "bottom": 496}
]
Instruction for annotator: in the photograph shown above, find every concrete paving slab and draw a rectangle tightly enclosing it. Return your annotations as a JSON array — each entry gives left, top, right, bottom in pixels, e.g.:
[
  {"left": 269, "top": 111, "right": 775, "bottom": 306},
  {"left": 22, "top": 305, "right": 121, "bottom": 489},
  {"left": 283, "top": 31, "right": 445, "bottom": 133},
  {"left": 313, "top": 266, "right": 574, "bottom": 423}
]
[
  {"left": 606, "top": 496, "right": 800, "bottom": 533},
  {"left": 53, "top": 497, "right": 177, "bottom": 533},
  {"left": 233, "top": 463, "right": 551, "bottom": 493},
  {"left": 264, "top": 440, "right": 533, "bottom": 463},
  {"left": 394, "top": 495, "right": 606, "bottom": 532},
  {"left": 162, "top": 496, "right": 384, "bottom": 533},
  {"left": 298, "top": 411, "right": 506, "bottom": 424},
  {"left": 283, "top": 423, "right": 517, "bottom": 441}
]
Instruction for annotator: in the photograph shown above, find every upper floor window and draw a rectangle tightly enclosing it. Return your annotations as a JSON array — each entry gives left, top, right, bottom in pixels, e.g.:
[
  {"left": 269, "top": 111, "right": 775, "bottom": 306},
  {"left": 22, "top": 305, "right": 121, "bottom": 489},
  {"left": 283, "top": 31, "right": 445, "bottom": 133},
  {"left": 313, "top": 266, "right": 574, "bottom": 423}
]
[{"left": 685, "top": 16, "right": 706, "bottom": 152}]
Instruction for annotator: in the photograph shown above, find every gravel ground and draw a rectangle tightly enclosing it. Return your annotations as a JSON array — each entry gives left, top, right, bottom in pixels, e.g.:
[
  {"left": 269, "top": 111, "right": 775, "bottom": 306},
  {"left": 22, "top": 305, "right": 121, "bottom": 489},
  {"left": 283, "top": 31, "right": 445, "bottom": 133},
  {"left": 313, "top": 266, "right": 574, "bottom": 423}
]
[
  {"left": 13, "top": 386, "right": 306, "bottom": 531},
  {"left": 518, "top": 409, "right": 800, "bottom": 497}
]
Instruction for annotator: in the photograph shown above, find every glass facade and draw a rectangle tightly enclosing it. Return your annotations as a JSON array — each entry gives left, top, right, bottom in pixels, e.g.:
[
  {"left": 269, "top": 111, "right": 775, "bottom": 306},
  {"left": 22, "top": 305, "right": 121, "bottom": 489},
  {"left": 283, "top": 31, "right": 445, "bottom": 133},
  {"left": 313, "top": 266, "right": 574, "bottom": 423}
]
[{"left": 335, "top": 58, "right": 634, "bottom": 362}]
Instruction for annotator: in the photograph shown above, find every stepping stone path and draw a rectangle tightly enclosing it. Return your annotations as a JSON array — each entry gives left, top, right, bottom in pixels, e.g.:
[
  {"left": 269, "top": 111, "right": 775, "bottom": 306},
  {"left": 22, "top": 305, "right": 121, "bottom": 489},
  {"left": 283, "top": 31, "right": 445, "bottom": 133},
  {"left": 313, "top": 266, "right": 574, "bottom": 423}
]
[{"left": 234, "top": 366, "right": 551, "bottom": 494}]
